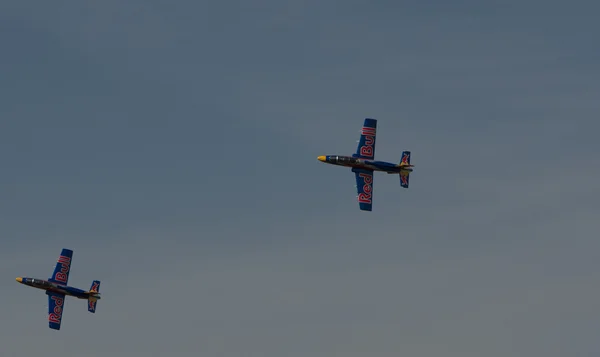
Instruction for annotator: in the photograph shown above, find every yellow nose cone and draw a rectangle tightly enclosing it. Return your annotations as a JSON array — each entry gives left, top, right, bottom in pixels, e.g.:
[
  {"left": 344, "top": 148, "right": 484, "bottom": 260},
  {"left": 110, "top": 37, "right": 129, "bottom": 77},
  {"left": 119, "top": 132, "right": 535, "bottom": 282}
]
[
  {"left": 317, "top": 156, "right": 326, "bottom": 162},
  {"left": 16, "top": 277, "right": 22, "bottom": 283}
]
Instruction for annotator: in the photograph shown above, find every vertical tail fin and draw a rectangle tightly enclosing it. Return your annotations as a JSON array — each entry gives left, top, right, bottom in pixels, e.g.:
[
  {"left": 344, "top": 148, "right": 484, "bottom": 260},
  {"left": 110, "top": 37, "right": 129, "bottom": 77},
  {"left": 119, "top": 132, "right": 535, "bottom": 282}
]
[
  {"left": 88, "top": 280, "right": 100, "bottom": 313},
  {"left": 89, "top": 280, "right": 100, "bottom": 293},
  {"left": 399, "top": 151, "right": 412, "bottom": 188},
  {"left": 400, "top": 151, "right": 411, "bottom": 167}
]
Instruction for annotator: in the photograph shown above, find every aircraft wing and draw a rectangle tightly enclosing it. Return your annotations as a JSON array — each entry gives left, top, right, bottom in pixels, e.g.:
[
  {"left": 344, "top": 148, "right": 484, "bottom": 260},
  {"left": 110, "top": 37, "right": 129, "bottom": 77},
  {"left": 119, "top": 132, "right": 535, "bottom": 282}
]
[
  {"left": 352, "top": 168, "right": 374, "bottom": 211},
  {"left": 47, "top": 291, "right": 66, "bottom": 330},
  {"left": 48, "top": 248, "right": 73, "bottom": 286},
  {"left": 353, "top": 118, "right": 377, "bottom": 159}
]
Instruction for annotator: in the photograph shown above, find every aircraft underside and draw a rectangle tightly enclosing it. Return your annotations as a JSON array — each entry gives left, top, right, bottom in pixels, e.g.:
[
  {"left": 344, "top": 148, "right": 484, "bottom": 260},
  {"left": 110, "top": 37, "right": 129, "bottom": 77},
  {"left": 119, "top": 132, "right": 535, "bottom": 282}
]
[
  {"left": 16, "top": 248, "right": 101, "bottom": 330},
  {"left": 317, "top": 118, "right": 414, "bottom": 211}
]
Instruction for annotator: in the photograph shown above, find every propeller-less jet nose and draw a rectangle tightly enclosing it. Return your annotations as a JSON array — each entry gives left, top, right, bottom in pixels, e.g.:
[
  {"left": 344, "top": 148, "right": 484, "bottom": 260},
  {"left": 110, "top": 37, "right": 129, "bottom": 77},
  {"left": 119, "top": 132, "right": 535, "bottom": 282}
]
[
  {"left": 317, "top": 156, "right": 326, "bottom": 162},
  {"left": 16, "top": 277, "right": 22, "bottom": 283}
]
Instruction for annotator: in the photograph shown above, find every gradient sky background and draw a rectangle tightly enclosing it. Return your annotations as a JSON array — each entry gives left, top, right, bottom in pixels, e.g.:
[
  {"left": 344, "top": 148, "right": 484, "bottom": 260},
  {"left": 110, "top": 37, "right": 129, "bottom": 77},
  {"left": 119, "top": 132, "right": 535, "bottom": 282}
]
[{"left": 2, "top": 1, "right": 599, "bottom": 356}]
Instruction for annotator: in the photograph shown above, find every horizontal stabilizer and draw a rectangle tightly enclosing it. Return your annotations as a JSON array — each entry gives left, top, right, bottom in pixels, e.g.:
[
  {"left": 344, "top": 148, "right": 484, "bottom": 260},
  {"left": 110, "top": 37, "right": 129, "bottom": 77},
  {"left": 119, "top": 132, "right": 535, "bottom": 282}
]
[
  {"left": 400, "top": 170, "right": 410, "bottom": 188},
  {"left": 88, "top": 297, "right": 98, "bottom": 313}
]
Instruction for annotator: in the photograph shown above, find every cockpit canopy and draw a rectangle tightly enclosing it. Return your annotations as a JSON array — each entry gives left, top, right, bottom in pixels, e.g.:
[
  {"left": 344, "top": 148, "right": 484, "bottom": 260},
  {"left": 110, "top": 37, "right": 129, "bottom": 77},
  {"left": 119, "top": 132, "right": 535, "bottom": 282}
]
[
  {"left": 31, "top": 279, "right": 53, "bottom": 287},
  {"left": 328, "top": 156, "right": 360, "bottom": 165}
]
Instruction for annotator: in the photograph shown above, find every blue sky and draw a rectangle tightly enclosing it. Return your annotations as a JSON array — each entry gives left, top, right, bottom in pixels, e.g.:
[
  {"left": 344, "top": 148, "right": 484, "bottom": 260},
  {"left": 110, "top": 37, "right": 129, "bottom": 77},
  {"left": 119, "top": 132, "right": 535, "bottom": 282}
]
[{"left": 1, "top": 1, "right": 599, "bottom": 356}]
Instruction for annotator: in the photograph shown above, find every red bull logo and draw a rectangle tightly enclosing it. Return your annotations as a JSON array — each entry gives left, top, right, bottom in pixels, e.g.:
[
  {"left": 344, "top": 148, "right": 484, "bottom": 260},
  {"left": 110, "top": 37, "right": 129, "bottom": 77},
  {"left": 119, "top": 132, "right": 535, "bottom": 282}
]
[
  {"left": 48, "top": 295, "right": 64, "bottom": 324},
  {"left": 401, "top": 153, "right": 410, "bottom": 164},
  {"left": 357, "top": 172, "right": 373, "bottom": 204},
  {"left": 89, "top": 299, "right": 96, "bottom": 310},
  {"left": 400, "top": 172, "right": 409, "bottom": 186},
  {"left": 54, "top": 255, "right": 71, "bottom": 284},
  {"left": 359, "top": 127, "right": 375, "bottom": 158},
  {"left": 90, "top": 282, "right": 99, "bottom": 292}
]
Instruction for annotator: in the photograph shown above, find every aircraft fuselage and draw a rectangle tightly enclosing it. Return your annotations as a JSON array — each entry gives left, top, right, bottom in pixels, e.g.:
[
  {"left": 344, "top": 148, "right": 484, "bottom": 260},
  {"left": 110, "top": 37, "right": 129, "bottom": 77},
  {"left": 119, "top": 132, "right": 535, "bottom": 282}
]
[
  {"left": 16, "top": 277, "right": 99, "bottom": 300},
  {"left": 317, "top": 155, "right": 413, "bottom": 174}
]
